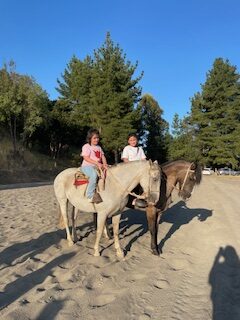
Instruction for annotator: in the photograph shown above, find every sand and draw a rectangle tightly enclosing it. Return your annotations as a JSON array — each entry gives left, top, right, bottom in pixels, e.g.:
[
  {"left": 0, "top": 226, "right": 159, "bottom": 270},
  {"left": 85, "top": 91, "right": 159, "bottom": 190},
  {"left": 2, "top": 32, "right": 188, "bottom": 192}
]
[{"left": 0, "top": 175, "right": 240, "bottom": 320}]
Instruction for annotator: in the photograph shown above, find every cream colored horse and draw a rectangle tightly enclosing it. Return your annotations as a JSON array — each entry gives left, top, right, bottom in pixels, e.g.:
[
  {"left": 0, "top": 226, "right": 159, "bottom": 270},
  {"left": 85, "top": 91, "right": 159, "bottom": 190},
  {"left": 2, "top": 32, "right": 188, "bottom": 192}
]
[{"left": 54, "top": 160, "right": 160, "bottom": 258}]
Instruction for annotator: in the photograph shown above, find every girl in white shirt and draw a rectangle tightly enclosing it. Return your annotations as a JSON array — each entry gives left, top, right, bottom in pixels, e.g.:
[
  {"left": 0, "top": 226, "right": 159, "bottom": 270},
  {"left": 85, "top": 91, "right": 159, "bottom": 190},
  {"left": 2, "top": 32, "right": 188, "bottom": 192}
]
[
  {"left": 121, "top": 133, "right": 146, "bottom": 162},
  {"left": 121, "top": 133, "right": 146, "bottom": 206}
]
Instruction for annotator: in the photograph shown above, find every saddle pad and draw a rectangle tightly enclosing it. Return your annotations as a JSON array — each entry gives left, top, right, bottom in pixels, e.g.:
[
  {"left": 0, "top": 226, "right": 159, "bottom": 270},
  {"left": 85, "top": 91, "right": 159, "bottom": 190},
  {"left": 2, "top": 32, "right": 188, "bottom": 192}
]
[{"left": 73, "top": 169, "right": 89, "bottom": 186}]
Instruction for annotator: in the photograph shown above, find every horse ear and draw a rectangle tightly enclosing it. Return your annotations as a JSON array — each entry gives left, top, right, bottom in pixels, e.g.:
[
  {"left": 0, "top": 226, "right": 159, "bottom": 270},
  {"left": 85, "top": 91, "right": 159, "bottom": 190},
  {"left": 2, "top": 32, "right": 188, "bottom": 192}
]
[
  {"left": 149, "top": 159, "right": 152, "bottom": 165},
  {"left": 153, "top": 160, "right": 158, "bottom": 164}
]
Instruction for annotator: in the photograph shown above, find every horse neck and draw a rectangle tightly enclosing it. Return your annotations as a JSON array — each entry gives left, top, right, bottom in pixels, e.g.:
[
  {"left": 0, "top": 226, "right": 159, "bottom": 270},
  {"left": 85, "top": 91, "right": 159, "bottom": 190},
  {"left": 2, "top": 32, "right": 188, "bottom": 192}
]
[
  {"left": 108, "top": 161, "right": 146, "bottom": 193},
  {"left": 163, "top": 162, "right": 189, "bottom": 196}
]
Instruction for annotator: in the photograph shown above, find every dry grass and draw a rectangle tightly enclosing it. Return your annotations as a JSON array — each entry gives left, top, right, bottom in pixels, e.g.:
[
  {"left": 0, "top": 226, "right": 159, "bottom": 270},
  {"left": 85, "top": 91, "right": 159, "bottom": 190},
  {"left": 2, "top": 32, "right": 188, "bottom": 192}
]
[{"left": 0, "top": 137, "right": 77, "bottom": 184}]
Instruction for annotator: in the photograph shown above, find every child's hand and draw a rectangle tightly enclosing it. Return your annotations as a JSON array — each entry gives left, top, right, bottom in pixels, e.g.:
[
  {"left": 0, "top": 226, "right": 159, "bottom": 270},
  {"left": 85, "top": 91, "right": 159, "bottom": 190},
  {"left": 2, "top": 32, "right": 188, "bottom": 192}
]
[
  {"left": 97, "top": 162, "right": 103, "bottom": 169},
  {"left": 103, "top": 164, "right": 108, "bottom": 170}
]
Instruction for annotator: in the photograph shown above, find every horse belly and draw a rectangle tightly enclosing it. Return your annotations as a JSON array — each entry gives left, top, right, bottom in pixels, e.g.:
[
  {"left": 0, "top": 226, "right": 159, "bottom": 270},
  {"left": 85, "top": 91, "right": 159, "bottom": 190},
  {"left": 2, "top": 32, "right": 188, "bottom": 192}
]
[{"left": 66, "top": 187, "right": 95, "bottom": 213}]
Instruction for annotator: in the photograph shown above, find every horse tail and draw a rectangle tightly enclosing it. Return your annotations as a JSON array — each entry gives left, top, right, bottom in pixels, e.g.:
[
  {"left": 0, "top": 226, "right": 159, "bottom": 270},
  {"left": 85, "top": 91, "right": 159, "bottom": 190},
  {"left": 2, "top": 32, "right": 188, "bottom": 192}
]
[{"left": 194, "top": 162, "right": 203, "bottom": 185}]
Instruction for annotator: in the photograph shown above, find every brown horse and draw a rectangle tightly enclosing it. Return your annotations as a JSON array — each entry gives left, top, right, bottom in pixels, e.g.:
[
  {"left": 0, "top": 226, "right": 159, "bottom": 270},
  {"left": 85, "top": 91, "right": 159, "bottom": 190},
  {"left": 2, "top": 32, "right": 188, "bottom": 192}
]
[{"left": 136, "top": 160, "right": 202, "bottom": 255}]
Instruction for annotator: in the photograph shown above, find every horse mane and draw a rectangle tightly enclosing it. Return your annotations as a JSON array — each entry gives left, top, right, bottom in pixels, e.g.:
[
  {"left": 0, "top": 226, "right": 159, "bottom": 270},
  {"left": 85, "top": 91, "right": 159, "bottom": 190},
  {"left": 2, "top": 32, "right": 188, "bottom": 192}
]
[
  {"left": 161, "top": 159, "right": 189, "bottom": 168},
  {"left": 109, "top": 160, "right": 148, "bottom": 169}
]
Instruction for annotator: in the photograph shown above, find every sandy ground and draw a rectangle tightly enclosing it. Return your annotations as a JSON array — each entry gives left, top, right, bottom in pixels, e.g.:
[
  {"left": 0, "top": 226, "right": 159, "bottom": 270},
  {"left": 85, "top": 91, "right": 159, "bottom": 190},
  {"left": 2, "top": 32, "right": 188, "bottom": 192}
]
[{"left": 0, "top": 175, "right": 240, "bottom": 320}]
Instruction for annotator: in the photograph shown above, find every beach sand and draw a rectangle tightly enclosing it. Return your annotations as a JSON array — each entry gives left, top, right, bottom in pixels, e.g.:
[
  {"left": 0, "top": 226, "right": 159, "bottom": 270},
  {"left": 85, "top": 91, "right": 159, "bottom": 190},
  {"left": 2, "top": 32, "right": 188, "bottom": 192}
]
[{"left": 0, "top": 175, "right": 240, "bottom": 319}]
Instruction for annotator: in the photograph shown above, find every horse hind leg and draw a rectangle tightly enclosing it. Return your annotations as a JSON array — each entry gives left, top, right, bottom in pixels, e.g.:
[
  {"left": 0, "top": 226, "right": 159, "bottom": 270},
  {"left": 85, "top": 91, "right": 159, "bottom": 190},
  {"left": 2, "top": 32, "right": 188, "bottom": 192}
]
[
  {"left": 59, "top": 199, "right": 74, "bottom": 246},
  {"left": 146, "top": 205, "right": 159, "bottom": 255},
  {"left": 112, "top": 213, "right": 124, "bottom": 259},
  {"left": 58, "top": 203, "right": 65, "bottom": 229},
  {"left": 71, "top": 206, "right": 78, "bottom": 243},
  {"left": 94, "top": 213, "right": 107, "bottom": 256}
]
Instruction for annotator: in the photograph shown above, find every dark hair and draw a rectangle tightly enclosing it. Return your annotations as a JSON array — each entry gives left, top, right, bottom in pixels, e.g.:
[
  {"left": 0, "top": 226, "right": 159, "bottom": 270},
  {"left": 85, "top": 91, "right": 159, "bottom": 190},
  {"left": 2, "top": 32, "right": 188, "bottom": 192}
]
[
  {"left": 86, "top": 128, "right": 100, "bottom": 144},
  {"left": 128, "top": 133, "right": 138, "bottom": 140}
]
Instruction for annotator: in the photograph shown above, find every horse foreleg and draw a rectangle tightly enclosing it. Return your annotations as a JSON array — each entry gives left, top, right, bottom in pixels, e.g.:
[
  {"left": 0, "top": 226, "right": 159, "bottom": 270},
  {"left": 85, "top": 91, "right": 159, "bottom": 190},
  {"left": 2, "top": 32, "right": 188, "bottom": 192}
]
[
  {"left": 71, "top": 206, "right": 78, "bottom": 242},
  {"left": 59, "top": 200, "right": 74, "bottom": 246},
  {"left": 93, "top": 213, "right": 106, "bottom": 256},
  {"left": 146, "top": 205, "right": 159, "bottom": 255},
  {"left": 112, "top": 214, "right": 124, "bottom": 259}
]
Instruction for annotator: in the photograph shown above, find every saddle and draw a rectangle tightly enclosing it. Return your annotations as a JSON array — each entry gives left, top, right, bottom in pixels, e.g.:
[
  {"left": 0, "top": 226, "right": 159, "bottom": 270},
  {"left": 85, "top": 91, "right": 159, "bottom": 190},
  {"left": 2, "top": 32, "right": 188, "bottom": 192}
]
[
  {"left": 73, "top": 170, "right": 89, "bottom": 186},
  {"left": 73, "top": 167, "right": 106, "bottom": 193}
]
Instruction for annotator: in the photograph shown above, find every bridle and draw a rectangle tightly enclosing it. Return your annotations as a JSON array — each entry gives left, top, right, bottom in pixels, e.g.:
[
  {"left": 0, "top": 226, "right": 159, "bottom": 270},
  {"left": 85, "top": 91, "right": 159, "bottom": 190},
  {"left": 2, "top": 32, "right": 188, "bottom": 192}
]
[
  {"left": 146, "top": 164, "right": 161, "bottom": 204},
  {"left": 173, "top": 163, "right": 195, "bottom": 192}
]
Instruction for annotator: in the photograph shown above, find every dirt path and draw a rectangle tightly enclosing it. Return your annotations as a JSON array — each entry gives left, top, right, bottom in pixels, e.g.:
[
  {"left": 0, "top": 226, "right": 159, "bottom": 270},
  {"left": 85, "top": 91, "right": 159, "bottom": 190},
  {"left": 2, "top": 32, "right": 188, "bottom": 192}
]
[{"left": 0, "top": 176, "right": 240, "bottom": 319}]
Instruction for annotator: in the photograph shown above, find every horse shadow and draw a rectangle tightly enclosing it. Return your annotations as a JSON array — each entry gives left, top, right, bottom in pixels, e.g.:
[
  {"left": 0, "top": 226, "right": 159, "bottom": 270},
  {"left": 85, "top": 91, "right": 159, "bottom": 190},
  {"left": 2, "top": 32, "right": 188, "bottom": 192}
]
[
  {"left": 0, "top": 218, "right": 93, "bottom": 270},
  {"left": 119, "top": 209, "right": 149, "bottom": 253},
  {"left": 0, "top": 230, "right": 65, "bottom": 270},
  {"left": 119, "top": 200, "right": 212, "bottom": 253},
  {"left": 0, "top": 252, "right": 75, "bottom": 310},
  {"left": 158, "top": 200, "right": 212, "bottom": 252},
  {"left": 209, "top": 246, "right": 240, "bottom": 320},
  {"left": 36, "top": 299, "right": 65, "bottom": 320}
]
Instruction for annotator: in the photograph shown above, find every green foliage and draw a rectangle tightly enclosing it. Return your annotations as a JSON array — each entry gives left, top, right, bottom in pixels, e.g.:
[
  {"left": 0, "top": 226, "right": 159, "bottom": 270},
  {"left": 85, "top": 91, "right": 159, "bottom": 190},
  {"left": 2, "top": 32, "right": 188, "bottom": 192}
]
[
  {"left": 190, "top": 58, "right": 240, "bottom": 168},
  {"left": 0, "top": 61, "right": 49, "bottom": 152},
  {"left": 56, "top": 32, "right": 143, "bottom": 160},
  {"left": 137, "top": 94, "right": 170, "bottom": 163},
  {"left": 56, "top": 55, "right": 93, "bottom": 126},
  {"left": 169, "top": 114, "right": 200, "bottom": 161},
  {"left": 90, "top": 32, "right": 143, "bottom": 153}
]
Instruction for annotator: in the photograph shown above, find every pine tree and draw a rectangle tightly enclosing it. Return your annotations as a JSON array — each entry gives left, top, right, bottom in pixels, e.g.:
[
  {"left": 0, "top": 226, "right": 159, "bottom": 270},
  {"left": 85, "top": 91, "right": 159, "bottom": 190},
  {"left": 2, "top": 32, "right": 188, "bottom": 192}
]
[
  {"left": 190, "top": 58, "right": 240, "bottom": 168},
  {"left": 90, "top": 32, "right": 143, "bottom": 162},
  {"left": 56, "top": 55, "right": 93, "bottom": 126},
  {"left": 137, "top": 94, "right": 169, "bottom": 163},
  {"left": 168, "top": 113, "right": 199, "bottom": 161}
]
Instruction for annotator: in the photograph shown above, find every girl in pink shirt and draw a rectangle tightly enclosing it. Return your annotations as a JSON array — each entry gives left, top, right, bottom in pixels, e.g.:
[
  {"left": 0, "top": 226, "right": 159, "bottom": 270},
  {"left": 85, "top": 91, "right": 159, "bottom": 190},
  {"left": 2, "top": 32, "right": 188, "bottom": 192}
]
[{"left": 81, "top": 129, "right": 108, "bottom": 203}]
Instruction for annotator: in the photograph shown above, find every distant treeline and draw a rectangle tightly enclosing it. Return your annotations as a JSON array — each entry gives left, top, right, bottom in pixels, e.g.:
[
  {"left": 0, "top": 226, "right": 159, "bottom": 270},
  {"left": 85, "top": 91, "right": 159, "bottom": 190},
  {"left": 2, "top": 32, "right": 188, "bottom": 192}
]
[{"left": 0, "top": 33, "right": 239, "bottom": 168}]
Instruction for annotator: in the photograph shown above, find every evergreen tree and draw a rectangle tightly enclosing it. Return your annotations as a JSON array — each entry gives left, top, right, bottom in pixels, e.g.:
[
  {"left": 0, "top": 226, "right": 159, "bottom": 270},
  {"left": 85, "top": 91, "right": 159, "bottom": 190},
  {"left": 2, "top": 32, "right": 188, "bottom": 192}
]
[
  {"left": 137, "top": 94, "right": 169, "bottom": 163},
  {"left": 56, "top": 33, "right": 143, "bottom": 162},
  {"left": 190, "top": 58, "right": 240, "bottom": 168},
  {"left": 90, "top": 32, "right": 143, "bottom": 162},
  {"left": 168, "top": 113, "right": 199, "bottom": 161},
  {"left": 56, "top": 55, "right": 93, "bottom": 126}
]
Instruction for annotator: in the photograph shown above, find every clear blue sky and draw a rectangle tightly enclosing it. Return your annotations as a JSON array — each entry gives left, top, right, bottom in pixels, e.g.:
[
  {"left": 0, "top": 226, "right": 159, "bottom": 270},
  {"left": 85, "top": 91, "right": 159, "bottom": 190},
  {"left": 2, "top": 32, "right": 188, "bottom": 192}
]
[{"left": 1, "top": 0, "right": 240, "bottom": 125}]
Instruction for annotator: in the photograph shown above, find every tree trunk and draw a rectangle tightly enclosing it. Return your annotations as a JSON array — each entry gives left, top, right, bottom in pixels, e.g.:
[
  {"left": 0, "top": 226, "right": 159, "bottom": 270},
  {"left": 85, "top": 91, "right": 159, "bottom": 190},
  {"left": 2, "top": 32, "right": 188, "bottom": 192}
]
[
  {"left": 13, "top": 116, "right": 17, "bottom": 154},
  {"left": 9, "top": 116, "right": 17, "bottom": 155},
  {"left": 114, "top": 150, "right": 118, "bottom": 164}
]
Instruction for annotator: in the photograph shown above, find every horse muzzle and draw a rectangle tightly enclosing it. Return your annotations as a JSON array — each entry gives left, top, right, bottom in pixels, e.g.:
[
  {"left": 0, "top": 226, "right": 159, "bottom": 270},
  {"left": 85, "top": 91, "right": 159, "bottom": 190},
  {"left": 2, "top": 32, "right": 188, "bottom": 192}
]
[{"left": 179, "top": 190, "right": 192, "bottom": 201}]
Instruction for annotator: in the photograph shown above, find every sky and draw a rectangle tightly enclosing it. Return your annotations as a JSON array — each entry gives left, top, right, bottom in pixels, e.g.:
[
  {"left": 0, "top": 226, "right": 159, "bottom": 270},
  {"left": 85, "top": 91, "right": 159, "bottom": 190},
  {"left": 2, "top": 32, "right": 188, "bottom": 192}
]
[{"left": 1, "top": 0, "right": 240, "bottom": 125}]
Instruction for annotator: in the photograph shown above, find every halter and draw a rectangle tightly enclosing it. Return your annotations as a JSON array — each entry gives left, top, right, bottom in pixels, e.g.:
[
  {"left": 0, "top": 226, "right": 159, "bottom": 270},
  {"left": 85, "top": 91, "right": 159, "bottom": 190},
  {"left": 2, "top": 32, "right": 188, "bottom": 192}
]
[{"left": 173, "top": 163, "right": 195, "bottom": 192}]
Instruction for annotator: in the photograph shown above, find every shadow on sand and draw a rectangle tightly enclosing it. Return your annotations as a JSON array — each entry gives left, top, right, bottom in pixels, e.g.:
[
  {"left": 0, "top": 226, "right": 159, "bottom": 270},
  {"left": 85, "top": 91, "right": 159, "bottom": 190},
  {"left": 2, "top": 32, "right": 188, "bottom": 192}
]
[
  {"left": 119, "top": 200, "right": 212, "bottom": 253},
  {"left": 0, "top": 252, "right": 75, "bottom": 310},
  {"left": 159, "top": 200, "right": 212, "bottom": 253},
  {"left": 36, "top": 299, "right": 65, "bottom": 320},
  {"left": 0, "top": 230, "right": 65, "bottom": 269},
  {"left": 209, "top": 246, "right": 240, "bottom": 320},
  {"left": 0, "top": 217, "right": 96, "bottom": 270}
]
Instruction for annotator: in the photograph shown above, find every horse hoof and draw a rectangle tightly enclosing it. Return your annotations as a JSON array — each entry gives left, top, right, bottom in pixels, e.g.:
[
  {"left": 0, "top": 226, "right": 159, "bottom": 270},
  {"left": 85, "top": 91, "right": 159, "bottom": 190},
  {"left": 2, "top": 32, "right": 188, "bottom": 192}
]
[
  {"left": 116, "top": 250, "right": 125, "bottom": 259},
  {"left": 68, "top": 240, "right": 74, "bottom": 247},
  {"left": 152, "top": 249, "right": 160, "bottom": 256},
  {"left": 94, "top": 251, "right": 100, "bottom": 257}
]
